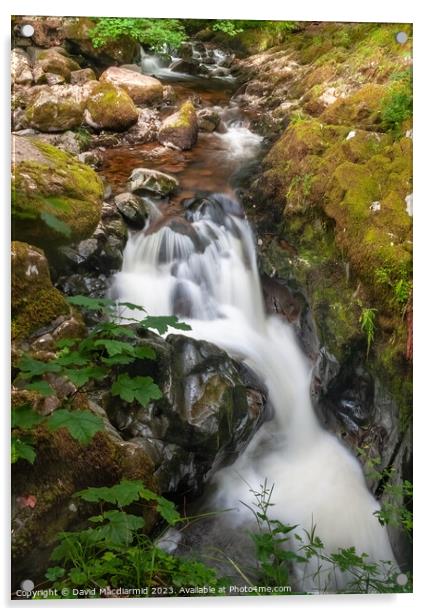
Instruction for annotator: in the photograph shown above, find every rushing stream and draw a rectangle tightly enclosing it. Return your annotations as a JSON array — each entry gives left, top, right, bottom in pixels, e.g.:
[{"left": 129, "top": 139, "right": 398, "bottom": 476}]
[{"left": 107, "top": 48, "right": 397, "bottom": 592}]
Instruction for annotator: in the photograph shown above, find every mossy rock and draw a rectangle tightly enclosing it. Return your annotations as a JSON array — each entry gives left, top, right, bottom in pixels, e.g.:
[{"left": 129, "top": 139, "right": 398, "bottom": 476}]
[
  {"left": 84, "top": 81, "right": 139, "bottom": 131},
  {"left": 24, "top": 84, "right": 86, "bottom": 132},
  {"left": 11, "top": 241, "right": 71, "bottom": 341},
  {"left": 35, "top": 49, "right": 81, "bottom": 81},
  {"left": 158, "top": 100, "right": 198, "bottom": 150},
  {"left": 320, "top": 84, "right": 388, "bottom": 129},
  {"left": 12, "top": 136, "right": 103, "bottom": 250}
]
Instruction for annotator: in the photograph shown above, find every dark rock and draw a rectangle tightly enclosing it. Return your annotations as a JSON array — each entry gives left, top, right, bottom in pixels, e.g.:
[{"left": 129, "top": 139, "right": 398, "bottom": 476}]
[{"left": 114, "top": 192, "right": 150, "bottom": 229}]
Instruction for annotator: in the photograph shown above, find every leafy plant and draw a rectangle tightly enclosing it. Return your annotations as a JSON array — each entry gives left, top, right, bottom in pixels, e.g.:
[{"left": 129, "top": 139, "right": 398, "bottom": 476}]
[
  {"left": 12, "top": 297, "right": 191, "bottom": 464},
  {"left": 359, "top": 307, "right": 377, "bottom": 356},
  {"left": 89, "top": 18, "right": 186, "bottom": 52},
  {"left": 43, "top": 480, "right": 223, "bottom": 595},
  {"left": 381, "top": 85, "right": 412, "bottom": 133},
  {"left": 394, "top": 278, "right": 412, "bottom": 306}
]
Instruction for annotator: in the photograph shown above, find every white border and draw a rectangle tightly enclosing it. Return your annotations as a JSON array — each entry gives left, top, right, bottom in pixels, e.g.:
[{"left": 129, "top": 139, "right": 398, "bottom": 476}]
[{"left": 1, "top": 1, "right": 429, "bottom": 613}]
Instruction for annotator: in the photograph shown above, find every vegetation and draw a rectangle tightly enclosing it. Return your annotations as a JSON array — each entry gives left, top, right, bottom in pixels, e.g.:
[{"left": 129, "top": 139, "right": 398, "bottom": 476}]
[
  {"left": 359, "top": 307, "right": 377, "bottom": 357},
  {"left": 12, "top": 296, "right": 190, "bottom": 465},
  {"left": 89, "top": 18, "right": 186, "bottom": 51}
]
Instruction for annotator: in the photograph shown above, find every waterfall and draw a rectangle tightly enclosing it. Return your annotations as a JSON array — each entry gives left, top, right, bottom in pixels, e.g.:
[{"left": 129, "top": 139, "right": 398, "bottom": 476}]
[{"left": 111, "top": 192, "right": 397, "bottom": 591}]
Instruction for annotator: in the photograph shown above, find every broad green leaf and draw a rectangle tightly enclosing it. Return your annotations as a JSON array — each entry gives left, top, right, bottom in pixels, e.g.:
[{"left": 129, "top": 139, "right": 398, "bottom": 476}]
[
  {"left": 133, "top": 346, "right": 156, "bottom": 360},
  {"left": 76, "top": 479, "right": 145, "bottom": 507},
  {"left": 94, "top": 339, "right": 135, "bottom": 357},
  {"left": 140, "top": 315, "right": 192, "bottom": 335},
  {"left": 11, "top": 436, "right": 36, "bottom": 464},
  {"left": 96, "top": 510, "right": 145, "bottom": 546},
  {"left": 46, "top": 409, "right": 104, "bottom": 444},
  {"left": 111, "top": 374, "right": 162, "bottom": 406},
  {"left": 40, "top": 211, "right": 71, "bottom": 238},
  {"left": 155, "top": 496, "right": 181, "bottom": 525},
  {"left": 65, "top": 366, "right": 106, "bottom": 387},
  {"left": 56, "top": 351, "right": 91, "bottom": 367},
  {"left": 67, "top": 295, "right": 112, "bottom": 310},
  {"left": 26, "top": 380, "right": 55, "bottom": 396},
  {"left": 12, "top": 406, "right": 44, "bottom": 429},
  {"left": 17, "top": 355, "right": 62, "bottom": 376}
]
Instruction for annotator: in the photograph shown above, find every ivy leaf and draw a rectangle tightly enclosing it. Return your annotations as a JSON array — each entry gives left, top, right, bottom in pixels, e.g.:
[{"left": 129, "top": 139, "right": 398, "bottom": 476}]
[
  {"left": 140, "top": 316, "right": 192, "bottom": 335},
  {"left": 40, "top": 212, "right": 71, "bottom": 238},
  {"left": 11, "top": 436, "right": 36, "bottom": 464},
  {"left": 111, "top": 374, "right": 162, "bottom": 406},
  {"left": 25, "top": 380, "right": 55, "bottom": 396},
  {"left": 12, "top": 406, "right": 44, "bottom": 429},
  {"left": 46, "top": 409, "right": 104, "bottom": 445}
]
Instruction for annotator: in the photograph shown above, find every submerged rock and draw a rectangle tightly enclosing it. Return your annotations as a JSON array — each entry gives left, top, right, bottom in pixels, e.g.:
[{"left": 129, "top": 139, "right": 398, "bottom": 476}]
[
  {"left": 127, "top": 167, "right": 179, "bottom": 196},
  {"left": 158, "top": 100, "right": 198, "bottom": 150},
  {"left": 100, "top": 66, "right": 163, "bottom": 105}
]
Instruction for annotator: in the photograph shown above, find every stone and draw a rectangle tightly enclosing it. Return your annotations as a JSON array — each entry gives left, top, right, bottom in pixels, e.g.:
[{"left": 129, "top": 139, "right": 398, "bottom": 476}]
[
  {"left": 127, "top": 167, "right": 179, "bottom": 197},
  {"left": 114, "top": 192, "right": 150, "bottom": 229},
  {"left": 162, "top": 85, "right": 177, "bottom": 105},
  {"left": 24, "top": 84, "right": 87, "bottom": 132},
  {"left": 11, "top": 48, "right": 33, "bottom": 86},
  {"left": 197, "top": 108, "right": 221, "bottom": 132},
  {"left": 34, "top": 49, "right": 81, "bottom": 82},
  {"left": 70, "top": 68, "right": 96, "bottom": 85},
  {"left": 158, "top": 101, "right": 198, "bottom": 150},
  {"left": 12, "top": 136, "right": 104, "bottom": 250},
  {"left": 11, "top": 241, "right": 71, "bottom": 340},
  {"left": 99, "top": 66, "right": 163, "bottom": 105},
  {"left": 84, "top": 81, "right": 139, "bottom": 131},
  {"left": 169, "top": 58, "right": 200, "bottom": 75}
]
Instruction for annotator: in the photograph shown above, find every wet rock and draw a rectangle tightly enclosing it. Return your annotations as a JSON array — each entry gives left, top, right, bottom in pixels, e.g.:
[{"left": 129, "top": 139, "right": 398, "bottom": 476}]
[
  {"left": 158, "top": 101, "right": 198, "bottom": 150},
  {"left": 162, "top": 85, "right": 177, "bottom": 105},
  {"left": 84, "top": 81, "right": 139, "bottom": 131},
  {"left": 12, "top": 136, "right": 104, "bottom": 250},
  {"left": 105, "top": 332, "right": 269, "bottom": 495},
  {"left": 100, "top": 67, "right": 163, "bottom": 105},
  {"left": 24, "top": 84, "right": 86, "bottom": 132},
  {"left": 184, "top": 193, "right": 244, "bottom": 223},
  {"left": 77, "top": 150, "right": 103, "bottom": 168},
  {"left": 170, "top": 58, "right": 201, "bottom": 75},
  {"left": 11, "top": 48, "right": 33, "bottom": 86},
  {"left": 11, "top": 241, "right": 71, "bottom": 341},
  {"left": 70, "top": 67, "right": 96, "bottom": 85},
  {"left": 114, "top": 192, "right": 150, "bottom": 229},
  {"left": 127, "top": 167, "right": 179, "bottom": 197},
  {"left": 197, "top": 108, "right": 221, "bottom": 132}
]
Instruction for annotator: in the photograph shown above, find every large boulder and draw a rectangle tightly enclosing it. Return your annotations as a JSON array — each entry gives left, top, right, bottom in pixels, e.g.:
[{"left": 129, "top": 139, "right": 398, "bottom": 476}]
[
  {"left": 127, "top": 167, "right": 179, "bottom": 197},
  {"left": 105, "top": 332, "right": 269, "bottom": 494},
  {"left": 99, "top": 67, "right": 163, "bottom": 105},
  {"left": 12, "top": 136, "right": 104, "bottom": 250},
  {"left": 11, "top": 48, "right": 33, "bottom": 86},
  {"left": 33, "top": 49, "right": 81, "bottom": 83},
  {"left": 84, "top": 81, "right": 139, "bottom": 131},
  {"left": 64, "top": 17, "right": 140, "bottom": 67},
  {"left": 158, "top": 101, "right": 198, "bottom": 150},
  {"left": 23, "top": 84, "right": 86, "bottom": 132},
  {"left": 11, "top": 241, "right": 71, "bottom": 341}
]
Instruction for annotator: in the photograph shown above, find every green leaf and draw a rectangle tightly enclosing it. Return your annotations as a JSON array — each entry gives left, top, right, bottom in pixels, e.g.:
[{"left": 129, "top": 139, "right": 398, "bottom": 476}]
[
  {"left": 45, "top": 567, "right": 65, "bottom": 582},
  {"left": 67, "top": 295, "right": 112, "bottom": 310},
  {"left": 17, "top": 355, "right": 62, "bottom": 377},
  {"left": 65, "top": 366, "right": 106, "bottom": 387},
  {"left": 76, "top": 479, "right": 145, "bottom": 507},
  {"left": 46, "top": 409, "right": 104, "bottom": 444},
  {"left": 140, "top": 316, "right": 192, "bottom": 335},
  {"left": 25, "top": 380, "right": 55, "bottom": 396},
  {"left": 133, "top": 346, "right": 156, "bottom": 360},
  {"left": 111, "top": 374, "right": 162, "bottom": 406},
  {"left": 156, "top": 496, "right": 181, "bottom": 525},
  {"left": 94, "top": 339, "right": 135, "bottom": 357},
  {"left": 11, "top": 436, "right": 36, "bottom": 464},
  {"left": 12, "top": 406, "right": 44, "bottom": 429},
  {"left": 96, "top": 511, "right": 145, "bottom": 546},
  {"left": 40, "top": 211, "right": 71, "bottom": 238}
]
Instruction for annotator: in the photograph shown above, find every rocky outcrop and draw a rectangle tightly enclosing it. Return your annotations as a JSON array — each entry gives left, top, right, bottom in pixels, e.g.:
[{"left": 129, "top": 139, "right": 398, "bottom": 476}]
[
  {"left": 127, "top": 167, "right": 179, "bottom": 197},
  {"left": 100, "top": 67, "right": 163, "bottom": 105},
  {"left": 104, "top": 331, "right": 269, "bottom": 494},
  {"left": 158, "top": 101, "right": 198, "bottom": 150},
  {"left": 84, "top": 81, "right": 139, "bottom": 131},
  {"left": 11, "top": 241, "right": 71, "bottom": 341},
  {"left": 12, "top": 136, "right": 104, "bottom": 250}
]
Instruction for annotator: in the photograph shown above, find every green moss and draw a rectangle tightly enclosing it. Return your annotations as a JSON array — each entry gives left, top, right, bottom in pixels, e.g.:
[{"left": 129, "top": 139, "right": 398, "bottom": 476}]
[
  {"left": 167, "top": 100, "right": 196, "bottom": 129},
  {"left": 85, "top": 82, "right": 138, "bottom": 130},
  {"left": 12, "top": 139, "right": 103, "bottom": 249}
]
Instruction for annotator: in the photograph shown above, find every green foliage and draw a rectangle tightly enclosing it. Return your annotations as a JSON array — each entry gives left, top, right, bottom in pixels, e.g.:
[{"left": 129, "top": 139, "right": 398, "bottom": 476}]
[
  {"left": 359, "top": 307, "right": 377, "bottom": 356},
  {"left": 211, "top": 19, "right": 298, "bottom": 38},
  {"left": 212, "top": 20, "right": 245, "bottom": 37},
  {"left": 381, "top": 79, "right": 412, "bottom": 132},
  {"left": 43, "top": 480, "right": 222, "bottom": 595},
  {"left": 12, "top": 297, "right": 191, "bottom": 464},
  {"left": 89, "top": 18, "right": 186, "bottom": 51},
  {"left": 394, "top": 278, "right": 412, "bottom": 306}
]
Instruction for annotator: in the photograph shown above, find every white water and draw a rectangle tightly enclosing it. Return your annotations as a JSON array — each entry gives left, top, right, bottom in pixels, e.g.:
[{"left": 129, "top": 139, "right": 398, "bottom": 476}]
[{"left": 111, "top": 97, "right": 397, "bottom": 591}]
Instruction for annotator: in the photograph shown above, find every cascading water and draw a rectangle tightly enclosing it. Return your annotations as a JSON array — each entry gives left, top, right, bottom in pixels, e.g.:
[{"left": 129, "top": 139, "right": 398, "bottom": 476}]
[{"left": 111, "top": 193, "right": 397, "bottom": 591}]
